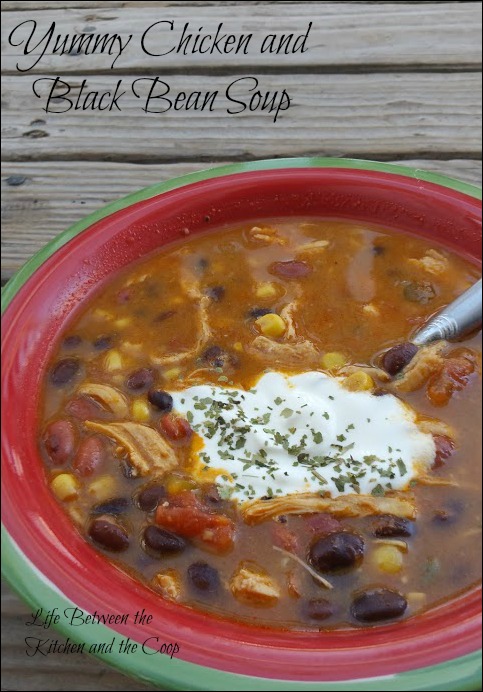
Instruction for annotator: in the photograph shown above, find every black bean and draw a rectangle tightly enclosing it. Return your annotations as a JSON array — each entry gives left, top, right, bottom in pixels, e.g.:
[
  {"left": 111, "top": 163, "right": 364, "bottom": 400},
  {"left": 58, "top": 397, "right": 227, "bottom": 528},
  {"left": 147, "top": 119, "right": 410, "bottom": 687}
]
[
  {"left": 92, "top": 498, "right": 130, "bottom": 516},
  {"left": 143, "top": 526, "right": 186, "bottom": 555},
  {"left": 351, "top": 588, "right": 407, "bottom": 623},
  {"left": 197, "top": 257, "right": 209, "bottom": 272},
  {"left": 309, "top": 532, "right": 364, "bottom": 572},
  {"left": 93, "top": 335, "right": 113, "bottom": 351},
  {"left": 403, "top": 281, "right": 436, "bottom": 304},
  {"left": 63, "top": 335, "right": 82, "bottom": 348},
  {"left": 126, "top": 368, "right": 155, "bottom": 391},
  {"left": 382, "top": 342, "right": 418, "bottom": 376},
  {"left": 205, "top": 285, "right": 225, "bottom": 301},
  {"left": 372, "top": 515, "right": 413, "bottom": 538},
  {"left": 373, "top": 245, "right": 386, "bottom": 256},
  {"left": 137, "top": 483, "right": 166, "bottom": 512},
  {"left": 303, "top": 598, "right": 334, "bottom": 621},
  {"left": 147, "top": 390, "right": 173, "bottom": 412},
  {"left": 89, "top": 518, "right": 129, "bottom": 552},
  {"left": 50, "top": 358, "right": 80, "bottom": 386},
  {"left": 247, "top": 307, "right": 272, "bottom": 319},
  {"left": 187, "top": 562, "right": 220, "bottom": 593},
  {"left": 200, "top": 345, "right": 238, "bottom": 370}
]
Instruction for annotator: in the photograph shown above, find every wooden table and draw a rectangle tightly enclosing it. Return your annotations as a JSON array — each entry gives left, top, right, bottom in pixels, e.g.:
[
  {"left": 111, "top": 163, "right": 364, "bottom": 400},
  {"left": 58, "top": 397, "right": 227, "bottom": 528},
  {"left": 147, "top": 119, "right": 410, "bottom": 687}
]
[{"left": 1, "top": 1, "right": 481, "bottom": 690}]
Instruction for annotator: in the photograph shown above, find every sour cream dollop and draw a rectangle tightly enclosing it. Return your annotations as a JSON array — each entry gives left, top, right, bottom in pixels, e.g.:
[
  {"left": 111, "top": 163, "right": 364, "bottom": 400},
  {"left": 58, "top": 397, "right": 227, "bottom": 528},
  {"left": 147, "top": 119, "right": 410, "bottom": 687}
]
[{"left": 172, "top": 371, "right": 435, "bottom": 503}]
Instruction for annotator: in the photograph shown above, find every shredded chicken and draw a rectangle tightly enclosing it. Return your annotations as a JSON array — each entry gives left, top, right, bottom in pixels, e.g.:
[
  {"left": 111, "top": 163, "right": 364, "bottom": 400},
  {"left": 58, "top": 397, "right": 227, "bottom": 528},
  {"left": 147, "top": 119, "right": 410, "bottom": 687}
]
[
  {"left": 77, "top": 384, "right": 129, "bottom": 418},
  {"left": 391, "top": 341, "right": 447, "bottom": 393},
  {"left": 339, "top": 364, "right": 391, "bottom": 382},
  {"left": 248, "top": 225, "right": 287, "bottom": 246},
  {"left": 152, "top": 569, "right": 182, "bottom": 601},
  {"left": 247, "top": 336, "right": 318, "bottom": 367},
  {"left": 417, "top": 417, "right": 455, "bottom": 438},
  {"left": 408, "top": 249, "right": 449, "bottom": 276},
  {"left": 84, "top": 421, "right": 178, "bottom": 476},
  {"left": 230, "top": 562, "right": 280, "bottom": 605},
  {"left": 296, "top": 239, "right": 329, "bottom": 254},
  {"left": 242, "top": 492, "right": 416, "bottom": 524}
]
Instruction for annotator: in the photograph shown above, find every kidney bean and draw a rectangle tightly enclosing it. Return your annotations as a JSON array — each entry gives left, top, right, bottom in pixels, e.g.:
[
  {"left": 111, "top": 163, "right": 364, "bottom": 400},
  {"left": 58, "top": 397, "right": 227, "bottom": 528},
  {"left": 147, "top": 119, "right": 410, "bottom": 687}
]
[
  {"left": 137, "top": 483, "right": 166, "bottom": 512},
  {"left": 269, "top": 260, "right": 312, "bottom": 278},
  {"left": 126, "top": 368, "right": 155, "bottom": 391},
  {"left": 50, "top": 358, "right": 80, "bottom": 386},
  {"left": 205, "top": 285, "right": 225, "bottom": 301},
  {"left": 89, "top": 518, "right": 129, "bottom": 552},
  {"left": 143, "top": 525, "right": 186, "bottom": 555},
  {"left": 66, "top": 395, "right": 103, "bottom": 421},
  {"left": 72, "top": 436, "right": 106, "bottom": 476},
  {"left": 187, "top": 562, "right": 220, "bottom": 593},
  {"left": 372, "top": 515, "right": 413, "bottom": 538},
  {"left": 159, "top": 413, "right": 193, "bottom": 443},
  {"left": 43, "top": 420, "right": 76, "bottom": 465},
  {"left": 303, "top": 598, "right": 334, "bottom": 621},
  {"left": 92, "top": 498, "right": 130, "bottom": 515},
  {"left": 351, "top": 588, "right": 407, "bottom": 623},
  {"left": 200, "top": 345, "right": 238, "bottom": 370},
  {"left": 309, "top": 532, "right": 364, "bottom": 572},
  {"left": 148, "top": 389, "right": 173, "bottom": 412},
  {"left": 381, "top": 342, "right": 418, "bottom": 376},
  {"left": 403, "top": 281, "right": 436, "bottom": 304},
  {"left": 93, "top": 335, "right": 113, "bottom": 351},
  {"left": 432, "top": 435, "right": 456, "bottom": 469},
  {"left": 306, "top": 513, "right": 342, "bottom": 535}
]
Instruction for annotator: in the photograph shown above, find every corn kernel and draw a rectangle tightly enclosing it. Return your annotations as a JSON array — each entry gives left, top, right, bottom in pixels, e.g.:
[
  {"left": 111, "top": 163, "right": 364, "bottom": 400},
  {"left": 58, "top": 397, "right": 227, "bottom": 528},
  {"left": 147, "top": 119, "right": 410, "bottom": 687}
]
[
  {"left": 93, "top": 308, "right": 113, "bottom": 321},
  {"left": 255, "top": 313, "right": 286, "bottom": 338},
  {"left": 165, "top": 475, "right": 197, "bottom": 495},
  {"left": 163, "top": 367, "right": 182, "bottom": 381},
  {"left": 255, "top": 282, "right": 279, "bottom": 300},
  {"left": 104, "top": 349, "right": 123, "bottom": 371},
  {"left": 233, "top": 342, "right": 243, "bottom": 352},
  {"left": 88, "top": 475, "right": 117, "bottom": 502},
  {"left": 321, "top": 351, "right": 347, "bottom": 372},
  {"left": 343, "top": 371, "right": 375, "bottom": 392},
  {"left": 51, "top": 473, "right": 79, "bottom": 502},
  {"left": 132, "top": 398, "right": 150, "bottom": 422},
  {"left": 372, "top": 545, "right": 404, "bottom": 574},
  {"left": 114, "top": 317, "right": 131, "bottom": 329}
]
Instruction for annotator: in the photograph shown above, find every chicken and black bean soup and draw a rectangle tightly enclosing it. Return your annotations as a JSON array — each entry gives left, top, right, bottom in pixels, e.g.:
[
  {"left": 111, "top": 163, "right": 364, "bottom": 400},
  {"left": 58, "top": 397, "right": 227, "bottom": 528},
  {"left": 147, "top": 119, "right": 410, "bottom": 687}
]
[{"left": 40, "top": 219, "right": 482, "bottom": 630}]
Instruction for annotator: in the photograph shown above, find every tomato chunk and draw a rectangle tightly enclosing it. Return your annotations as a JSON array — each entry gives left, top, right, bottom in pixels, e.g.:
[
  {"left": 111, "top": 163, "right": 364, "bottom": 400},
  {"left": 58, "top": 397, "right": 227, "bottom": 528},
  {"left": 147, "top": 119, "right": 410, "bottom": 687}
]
[
  {"left": 432, "top": 435, "right": 456, "bottom": 469},
  {"left": 427, "top": 354, "right": 476, "bottom": 406},
  {"left": 155, "top": 491, "right": 234, "bottom": 552}
]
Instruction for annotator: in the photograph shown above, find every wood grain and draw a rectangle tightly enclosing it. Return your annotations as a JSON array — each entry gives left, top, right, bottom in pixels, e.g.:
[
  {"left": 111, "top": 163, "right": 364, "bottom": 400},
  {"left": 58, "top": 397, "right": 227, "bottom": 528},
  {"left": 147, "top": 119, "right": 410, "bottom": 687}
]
[
  {"left": 2, "top": 3, "right": 481, "bottom": 73},
  {"left": 2, "top": 72, "right": 482, "bottom": 163},
  {"left": 1, "top": 158, "right": 481, "bottom": 280}
]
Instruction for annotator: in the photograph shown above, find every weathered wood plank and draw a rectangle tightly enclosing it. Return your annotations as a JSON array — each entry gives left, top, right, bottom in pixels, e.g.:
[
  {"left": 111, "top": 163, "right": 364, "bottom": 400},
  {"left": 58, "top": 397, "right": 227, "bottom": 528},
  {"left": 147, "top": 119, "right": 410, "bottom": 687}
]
[
  {"left": 2, "top": 3, "right": 481, "bottom": 73},
  {"left": 1, "top": 582, "right": 156, "bottom": 692},
  {"left": 1, "top": 158, "right": 481, "bottom": 281},
  {"left": 2, "top": 72, "right": 481, "bottom": 164}
]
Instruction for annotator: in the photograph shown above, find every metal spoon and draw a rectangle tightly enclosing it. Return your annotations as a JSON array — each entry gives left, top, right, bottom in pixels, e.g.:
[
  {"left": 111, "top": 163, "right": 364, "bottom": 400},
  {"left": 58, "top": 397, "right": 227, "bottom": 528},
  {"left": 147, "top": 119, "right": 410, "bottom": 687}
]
[
  {"left": 382, "top": 279, "right": 482, "bottom": 376},
  {"left": 412, "top": 279, "right": 482, "bottom": 346}
]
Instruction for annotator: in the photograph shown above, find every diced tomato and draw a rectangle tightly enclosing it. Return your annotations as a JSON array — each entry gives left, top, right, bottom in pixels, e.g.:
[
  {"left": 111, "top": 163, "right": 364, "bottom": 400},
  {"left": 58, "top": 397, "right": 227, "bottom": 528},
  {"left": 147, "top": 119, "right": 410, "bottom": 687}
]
[
  {"left": 155, "top": 491, "right": 234, "bottom": 552},
  {"left": 432, "top": 434, "right": 456, "bottom": 469},
  {"left": 427, "top": 355, "right": 476, "bottom": 406},
  {"left": 272, "top": 522, "right": 299, "bottom": 553},
  {"left": 159, "top": 413, "right": 193, "bottom": 443}
]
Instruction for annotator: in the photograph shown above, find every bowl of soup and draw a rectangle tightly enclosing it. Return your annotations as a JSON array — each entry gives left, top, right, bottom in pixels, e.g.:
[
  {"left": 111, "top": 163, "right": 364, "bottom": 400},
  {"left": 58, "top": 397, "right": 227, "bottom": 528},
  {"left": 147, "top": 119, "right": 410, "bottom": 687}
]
[{"left": 2, "top": 158, "right": 481, "bottom": 691}]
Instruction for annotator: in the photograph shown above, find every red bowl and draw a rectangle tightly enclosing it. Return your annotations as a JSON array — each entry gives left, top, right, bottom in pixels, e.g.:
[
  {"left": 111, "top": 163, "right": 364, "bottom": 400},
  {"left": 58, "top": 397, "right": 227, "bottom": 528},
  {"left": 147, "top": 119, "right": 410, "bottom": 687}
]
[{"left": 2, "top": 159, "right": 482, "bottom": 691}]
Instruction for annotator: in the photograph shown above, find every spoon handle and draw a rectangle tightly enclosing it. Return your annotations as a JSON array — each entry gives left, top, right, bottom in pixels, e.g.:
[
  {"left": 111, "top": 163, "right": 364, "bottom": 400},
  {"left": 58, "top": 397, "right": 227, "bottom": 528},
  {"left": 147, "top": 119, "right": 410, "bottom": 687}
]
[{"left": 413, "top": 279, "right": 482, "bottom": 346}]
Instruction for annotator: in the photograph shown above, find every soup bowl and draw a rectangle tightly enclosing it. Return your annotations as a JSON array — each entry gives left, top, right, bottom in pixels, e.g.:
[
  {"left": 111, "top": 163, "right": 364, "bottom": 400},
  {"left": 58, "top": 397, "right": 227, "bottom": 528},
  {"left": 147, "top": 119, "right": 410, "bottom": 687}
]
[{"left": 2, "top": 158, "right": 482, "bottom": 691}]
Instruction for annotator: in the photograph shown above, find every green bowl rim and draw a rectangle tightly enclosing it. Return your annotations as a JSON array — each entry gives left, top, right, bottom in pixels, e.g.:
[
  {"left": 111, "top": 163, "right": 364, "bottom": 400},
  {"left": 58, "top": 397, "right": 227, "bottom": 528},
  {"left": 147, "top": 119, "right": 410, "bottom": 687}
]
[{"left": 2, "top": 157, "right": 482, "bottom": 691}]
